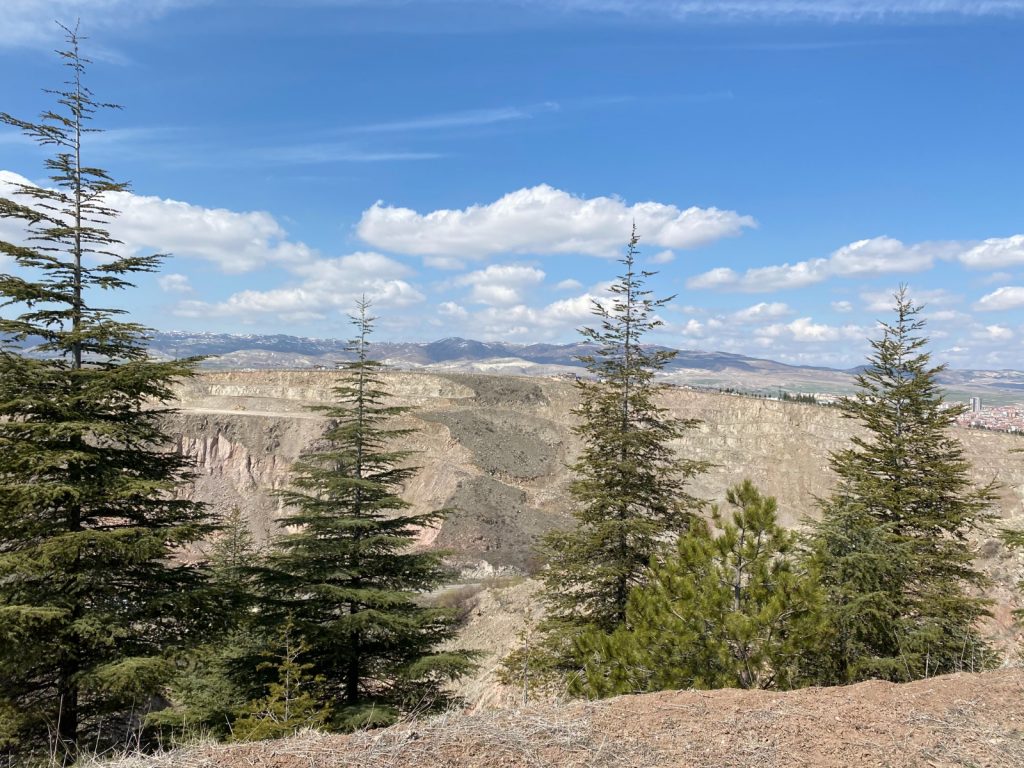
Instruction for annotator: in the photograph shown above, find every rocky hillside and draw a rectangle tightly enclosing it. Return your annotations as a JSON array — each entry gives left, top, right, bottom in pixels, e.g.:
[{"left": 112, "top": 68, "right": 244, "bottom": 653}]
[
  {"left": 169, "top": 369, "right": 1024, "bottom": 535},
  {"left": 166, "top": 370, "right": 1024, "bottom": 663},
  {"left": 94, "top": 668, "right": 1024, "bottom": 767}
]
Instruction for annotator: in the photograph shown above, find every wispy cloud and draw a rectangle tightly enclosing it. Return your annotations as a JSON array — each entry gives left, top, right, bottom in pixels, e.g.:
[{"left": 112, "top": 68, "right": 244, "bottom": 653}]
[
  {"left": 0, "top": 0, "right": 198, "bottom": 49},
  {"left": 301, "top": 0, "right": 1024, "bottom": 23},
  {"left": 247, "top": 145, "right": 444, "bottom": 165},
  {"left": 532, "top": 0, "right": 1024, "bottom": 22},
  {"left": 344, "top": 102, "right": 560, "bottom": 134}
]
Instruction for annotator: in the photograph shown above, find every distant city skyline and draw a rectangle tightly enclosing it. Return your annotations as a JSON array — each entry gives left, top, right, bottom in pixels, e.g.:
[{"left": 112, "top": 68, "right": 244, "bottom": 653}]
[{"left": 1, "top": 0, "right": 1023, "bottom": 368}]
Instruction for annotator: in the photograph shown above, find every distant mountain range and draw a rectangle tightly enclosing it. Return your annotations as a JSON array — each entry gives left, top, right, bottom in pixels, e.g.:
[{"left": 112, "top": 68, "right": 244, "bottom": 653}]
[
  {"left": 147, "top": 331, "right": 777, "bottom": 372},
  {"left": 13, "top": 331, "right": 1024, "bottom": 402},
  {"left": 135, "top": 331, "right": 1024, "bottom": 402}
]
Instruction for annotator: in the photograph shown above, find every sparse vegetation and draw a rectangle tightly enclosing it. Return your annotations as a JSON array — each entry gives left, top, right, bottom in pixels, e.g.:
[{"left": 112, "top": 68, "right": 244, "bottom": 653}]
[{"left": 0, "top": 21, "right": 1020, "bottom": 768}]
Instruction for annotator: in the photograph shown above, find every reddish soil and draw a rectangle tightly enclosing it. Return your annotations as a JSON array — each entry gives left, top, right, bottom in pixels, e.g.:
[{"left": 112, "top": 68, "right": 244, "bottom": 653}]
[{"left": 106, "top": 668, "right": 1024, "bottom": 768}]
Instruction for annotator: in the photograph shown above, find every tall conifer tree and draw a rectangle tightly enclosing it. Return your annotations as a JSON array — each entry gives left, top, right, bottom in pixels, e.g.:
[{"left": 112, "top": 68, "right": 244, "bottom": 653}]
[
  {"left": 809, "top": 288, "right": 997, "bottom": 683},
  {"left": 516, "top": 227, "right": 707, "bottom": 685},
  {"left": 0, "top": 25, "right": 211, "bottom": 760},
  {"left": 255, "top": 300, "right": 473, "bottom": 730}
]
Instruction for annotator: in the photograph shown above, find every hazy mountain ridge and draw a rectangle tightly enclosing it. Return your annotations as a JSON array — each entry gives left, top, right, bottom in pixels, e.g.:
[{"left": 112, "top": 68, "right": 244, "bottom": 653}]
[
  {"left": 141, "top": 331, "right": 1024, "bottom": 397},
  {"left": 12, "top": 331, "right": 1024, "bottom": 397}
]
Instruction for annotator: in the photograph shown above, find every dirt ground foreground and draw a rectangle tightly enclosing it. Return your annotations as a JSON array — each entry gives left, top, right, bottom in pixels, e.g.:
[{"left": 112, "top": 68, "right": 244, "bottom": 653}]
[{"left": 102, "top": 668, "right": 1023, "bottom": 768}]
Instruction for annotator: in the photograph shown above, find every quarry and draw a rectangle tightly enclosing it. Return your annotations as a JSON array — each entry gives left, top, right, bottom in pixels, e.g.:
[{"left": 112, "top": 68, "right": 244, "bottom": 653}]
[{"left": 167, "top": 370, "right": 1024, "bottom": 709}]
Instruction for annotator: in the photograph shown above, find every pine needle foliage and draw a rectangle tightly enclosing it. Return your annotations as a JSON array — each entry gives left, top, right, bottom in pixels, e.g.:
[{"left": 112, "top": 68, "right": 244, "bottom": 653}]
[
  {"left": 512, "top": 226, "right": 708, "bottom": 689},
  {"left": 230, "top": 619, "right": 330, "bottom": 742},
  {"left": 1001, "top": 528, "right": 1024, "bottom": 621},
  {"left": 574, "top": 481, "right": 824, "bottom": 698},
  {"left": 255, "top": 300, "right": 474, "bottom": 731},
  {"left": 809, "top": 288, "right": 998, "bottom": 684},
  {"left": 148, "top": 509, "right": 263, "bottom": 742},
  {"left": 0, "top": 25, "right": 212, "bottom": 762}
]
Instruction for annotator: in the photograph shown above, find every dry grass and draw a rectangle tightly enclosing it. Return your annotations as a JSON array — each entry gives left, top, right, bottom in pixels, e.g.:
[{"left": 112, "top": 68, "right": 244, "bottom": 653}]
[
  {"left": 84, "top": 668, "right": 1024, "bottom": 768},
  {"left": 81, "top": 708, "right": 655, "bottom": 768}
]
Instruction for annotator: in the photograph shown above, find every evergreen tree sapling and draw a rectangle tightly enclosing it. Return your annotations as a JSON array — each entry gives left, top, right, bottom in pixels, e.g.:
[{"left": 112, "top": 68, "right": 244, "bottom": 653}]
[
  {"left": 256, "top": 300, "right": 474, "bottom": 730},
  {"left": 575, "top": 481, "right": 823, "bottom": 697},
  {"left": 508, "top": 226, "right": 708, "bottom": 688},
  {"left": 147, "top": 508, "right": 262, "bottom": 741},
  {"left": 0, "top": 25, "right": 212, "bottom": 759},
  {"left": 810, "top": 287, "right": 997, "bottom": 683},
  {"left": 230, "top": 618, "right": 330, "bottom": 742}
]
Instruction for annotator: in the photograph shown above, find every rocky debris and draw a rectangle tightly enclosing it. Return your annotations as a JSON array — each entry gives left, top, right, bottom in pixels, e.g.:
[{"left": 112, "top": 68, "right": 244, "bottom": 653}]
[
  {"left": 94, "top": 668, "right": 1024, "bottom": 768},
  {"left": 435, "top": 478, "right": 559, "bottom": 571},
  {"left": 165, "top": 371, "right": 1024, "bottom": 661},
  {"left": 418, "top": 409, "right": 562, "bottom": 480}
]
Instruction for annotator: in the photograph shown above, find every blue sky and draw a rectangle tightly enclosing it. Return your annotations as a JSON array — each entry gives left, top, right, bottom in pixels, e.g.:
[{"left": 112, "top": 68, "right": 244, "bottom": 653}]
[{"left": 1, "top": 0, "right": 1023, "bottom": 368}]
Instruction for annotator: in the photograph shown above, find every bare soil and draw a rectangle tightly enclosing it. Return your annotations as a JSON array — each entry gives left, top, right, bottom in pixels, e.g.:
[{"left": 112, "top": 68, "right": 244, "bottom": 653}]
[{"left": 102, "top": 668, "right": 1024, "bottom": 768}]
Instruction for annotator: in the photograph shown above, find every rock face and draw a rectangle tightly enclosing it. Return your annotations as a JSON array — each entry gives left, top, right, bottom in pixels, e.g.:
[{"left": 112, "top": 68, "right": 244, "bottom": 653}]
[
  {"left": 166, "top": 370, "right": 1024, "bottom": 648},
  {"left": 169, "top": 370, "right": 1024, "bottom": 534}
]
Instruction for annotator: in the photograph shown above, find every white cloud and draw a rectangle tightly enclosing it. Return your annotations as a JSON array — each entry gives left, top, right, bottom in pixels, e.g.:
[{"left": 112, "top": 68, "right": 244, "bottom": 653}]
[
  {"left": 687, "top": 236, "right": 945, "bottom": 293},
  {"left": 650, "top": 249, "right": 676, "bottom": 264},
  {"left": 979, "top": 324, "right": 1014, "bottom": 341},
  {"left": 357, "top": 184, "right": 755, "bottom": 260},
  {"left": 0, "top": 170, "right": 316, "bottom": 274},
  {"left": 860, "top": 287, "right": 958, "bottom": 313},
  {"left": 975, "top": 286, "right": 1024, "bottom": 311},
  {"left": 687, "top": 267, "right": 739, "bottom": 290},
  {"left": 926, "top": 309, "right": 969, "bottom": 323},
  {"left": 681, "top": 318, "right": 705, "bottom": 337},
  {"left": 438, "top": 301, "right": 469, "bottom": 319},
  {"left": 983, "top": 271, "right": 1014, "bottom": 285},
  {"left": 0, "top": 0, "right": 192, "bottom": 49},
  {"left": 347, "top": 103, "right": 559, "bottom": 134},
  {"left": 757, "top": 317, "right": 863, "bottom": 344},
  {"left": 526, "top": 1, "right": 1024, "bottom": 21},
  {"left": 158, "top": 273, "right": 192, "bottom": 293},
  {"left": 831, "top": 300, "right": 853, "bottom": 313},
  {"left": 338, "top": 0, "right": 1024, "bottom": 22},
  {"left": 732, "top": 301, "right": 791, "bottom": 323},
  {"left": 959, "top": 235, "right": 1024, "bottom": 270},
  {"left": 556, "top": 278, "right": 583, "bottom": 291},
  {"left": 113, "top": 191, "right": 315, "bottom": 274},
  {"left": 174, "top": 252, "right": 423, "bottom": 322},
  {"left": 455, "top": 264, "right": 546, "bottom": 306},
  {"left": 423, "top": 255, "right": 466, "bottom": 270},
  {"left": 461, "top": 292, "right": 608, "bottom": 340}
]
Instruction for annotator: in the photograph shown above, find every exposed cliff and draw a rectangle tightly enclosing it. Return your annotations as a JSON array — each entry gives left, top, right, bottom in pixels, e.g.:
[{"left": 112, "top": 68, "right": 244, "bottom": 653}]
[{"left": 166, "top": 370, "right": 1024, "bottom": 655}]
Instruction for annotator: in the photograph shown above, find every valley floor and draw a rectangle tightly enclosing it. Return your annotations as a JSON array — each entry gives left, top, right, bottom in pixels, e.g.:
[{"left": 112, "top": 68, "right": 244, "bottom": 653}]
[{"left": 101, "top": 668, "right": 1023, "bottom": 768}]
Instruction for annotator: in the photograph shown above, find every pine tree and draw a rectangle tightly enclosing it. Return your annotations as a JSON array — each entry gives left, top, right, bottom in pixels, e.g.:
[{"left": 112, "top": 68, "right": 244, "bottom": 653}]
[
  {"left": 230, "top": 619, "right": 330, "bottom": 742},
  {"left": 148, "top": 509, "right": 262, "bottom": 741},
  {"left": 574, "top": 481, "right": 823, "bottom": 697},
  {"left": 510, "top": 226, "right": 707, "bottom": 688},
  {"left": 255, "top": 300, "right": 474, "bottom": 730},
  {"left": 809, "top": 288, "right": 998, "bottom": 683},
  {"left": 0, "top": 25, "right": 212, "bottom": 761}
]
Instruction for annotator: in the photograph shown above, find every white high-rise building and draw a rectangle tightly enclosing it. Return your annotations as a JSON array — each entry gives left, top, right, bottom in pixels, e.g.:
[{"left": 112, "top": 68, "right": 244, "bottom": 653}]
[{"left": 969, "top": 396, "right": 982, "bottom": 413}]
